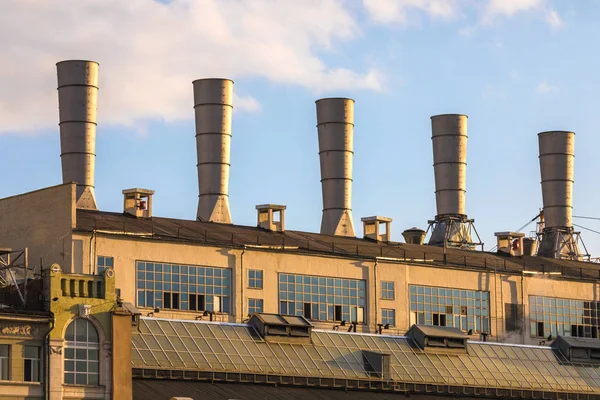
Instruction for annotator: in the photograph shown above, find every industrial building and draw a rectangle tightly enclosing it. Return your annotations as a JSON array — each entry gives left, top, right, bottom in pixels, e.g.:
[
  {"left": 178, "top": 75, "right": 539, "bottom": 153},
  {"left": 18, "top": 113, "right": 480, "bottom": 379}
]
[{"left": 2, "top": 59, "right": 600, "bottom": 399}]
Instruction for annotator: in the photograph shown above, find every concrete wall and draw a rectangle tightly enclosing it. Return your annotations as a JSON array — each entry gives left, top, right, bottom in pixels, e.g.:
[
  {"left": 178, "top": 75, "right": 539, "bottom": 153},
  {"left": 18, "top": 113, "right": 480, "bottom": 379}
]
[
  {"left": 72, "top": 232, "right": 600, "bottom": 346},
  {"left": 0, "top": 183, "right": 76, "bottom": 274},
  {"left": 111, "top": 311, "right": 132, "bottom": 400}
]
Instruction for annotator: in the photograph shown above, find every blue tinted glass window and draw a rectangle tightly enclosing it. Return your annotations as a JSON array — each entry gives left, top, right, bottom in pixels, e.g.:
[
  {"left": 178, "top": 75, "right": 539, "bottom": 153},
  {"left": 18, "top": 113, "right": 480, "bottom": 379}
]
[
  {"left": 97, "top": 256, "right": 114, "bottom": 276},
  {"left": 382, "top": 309, "right": 395, "bottom": 327},
  {"left": 278, "top": 273, "right": 366, "bottom": 323},
  {"left": 529, "top": 295, "right": 599, "bottom": 339},
  {"left": 248, "top": 298, "right": 264, "bottom": 315},
  {"left": 248, "top": 270, "right": 263, "bottom": 288}
]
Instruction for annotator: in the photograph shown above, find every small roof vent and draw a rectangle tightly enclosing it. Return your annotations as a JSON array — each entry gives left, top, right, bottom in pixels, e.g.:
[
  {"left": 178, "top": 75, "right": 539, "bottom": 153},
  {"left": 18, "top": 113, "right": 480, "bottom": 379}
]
[
  {"left": 407, "top": 324, "right": 468, "bottom": 354},
  {"left": 495, "top": 231, "right": 525, "bottom": 256},
  {"left": 361, "top": 216, "right": 392, "bottom": 242},
  {"left": 248, "top": 313, "right": 312, "bottom": 344},
  {"left": 123, "top": 188, "right": 154, "bottom": 218},
  {"left": 362, "top": 350, "right": 391, "bottom": 380},
  {"left": 256, "top": 204, "right": 286, "bottom": 232},
  {"left": 402, "top": 227, "right": 426, "bottom": 245},
  {"left": 555, "top": 336, "right": 600, "bottom": 363}
]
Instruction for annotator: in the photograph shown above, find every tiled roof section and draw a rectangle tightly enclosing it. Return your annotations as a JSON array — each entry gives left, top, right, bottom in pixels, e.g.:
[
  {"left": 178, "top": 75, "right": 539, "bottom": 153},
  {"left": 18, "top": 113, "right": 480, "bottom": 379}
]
[
  {"left": 76, "top": 209, "right": 600, "bottom": 279},
  {"left": 132, "top": 318, "right": 600, "bottom": 397}
]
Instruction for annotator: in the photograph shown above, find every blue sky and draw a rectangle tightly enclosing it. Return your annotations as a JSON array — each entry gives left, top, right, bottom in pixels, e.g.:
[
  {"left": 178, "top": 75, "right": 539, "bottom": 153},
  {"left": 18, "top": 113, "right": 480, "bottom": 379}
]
[{"left": 2, "top": 0, "right": 600, "bottom": 255}]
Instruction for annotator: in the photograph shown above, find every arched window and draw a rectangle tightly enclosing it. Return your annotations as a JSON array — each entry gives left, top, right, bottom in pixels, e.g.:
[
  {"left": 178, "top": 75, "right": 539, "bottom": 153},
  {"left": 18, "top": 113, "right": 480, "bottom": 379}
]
[{"left": 64, "top": 318, "right": 99, "bottom": 386}]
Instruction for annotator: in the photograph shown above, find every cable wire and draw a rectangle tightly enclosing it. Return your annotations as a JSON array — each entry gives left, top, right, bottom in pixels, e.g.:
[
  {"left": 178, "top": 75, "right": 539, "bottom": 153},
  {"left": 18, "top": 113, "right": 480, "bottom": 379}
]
[
  {"left": 573, "top": 215, "right": 600, "bottom": 221},
  {"left": 573, "top": 223, "right": 600, "bottom": 236}
]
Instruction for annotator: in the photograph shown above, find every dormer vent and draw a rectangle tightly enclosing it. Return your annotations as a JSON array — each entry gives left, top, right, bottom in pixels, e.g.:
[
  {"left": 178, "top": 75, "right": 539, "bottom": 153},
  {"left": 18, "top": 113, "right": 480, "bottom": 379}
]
[
  {"left": 361, "top": 216, "right": 392, "bottom": 242},
  {"left": 123, "top": 188, "right": 154, "bottom": 218},
  {"left": 555, "top": 336, "right": 600, "bottom": 363},
  {"left": 494, "top": 231, "right": 525, "bottom": 256},
  {"left": 256, "top": 204, "right": 286, "bottom": 232},
  {"left": 407, "top": 325, "right": 468, "bottom": 354},
  {"left": 248, "top": 313, "right": 312, "bottom": 344}
]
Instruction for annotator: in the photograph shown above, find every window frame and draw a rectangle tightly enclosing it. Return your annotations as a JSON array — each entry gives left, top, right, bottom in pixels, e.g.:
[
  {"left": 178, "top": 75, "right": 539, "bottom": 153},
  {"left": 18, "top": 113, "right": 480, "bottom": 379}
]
[
  {"left": 380, "top": 281, "right": 395, "bottom": 300},
  {"left": 248, "top": 298, "right": 264, "bottom": 315},
  {"left": 23, "top": 345, "right": 41, "bottom": 383},
  {"left": 96, "top": 255, "right": 114, "bottom": 276},
  {"left": 248, "top": 269, "right": 264, "bottom": 289},
  {"left": 0, "top": 344, "right": 9, "bottom": 381},
  {"left": 381, "top": 308, "right": 396, "bottom": 327},
  {"left": 63, "top": 318, "right": 100, "bottom": 386}
]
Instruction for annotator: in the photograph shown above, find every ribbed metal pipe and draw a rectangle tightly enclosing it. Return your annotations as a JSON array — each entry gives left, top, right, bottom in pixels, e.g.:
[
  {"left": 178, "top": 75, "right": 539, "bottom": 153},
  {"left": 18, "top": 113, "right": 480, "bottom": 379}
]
[
  {"left": 316, "top": 98, "right": 355, "bottom": 237},
  {"left": 538, "top": 131, "right": 575, "bottom": 229},
  {"left": 430, "top": 114, "right": 468, "bottom": 217},
  {"left": 193, "top": 78, "right": 233, "bottom": 223},
  {"left": 56, "top": 60, "right": 98, "bottom": 210}
]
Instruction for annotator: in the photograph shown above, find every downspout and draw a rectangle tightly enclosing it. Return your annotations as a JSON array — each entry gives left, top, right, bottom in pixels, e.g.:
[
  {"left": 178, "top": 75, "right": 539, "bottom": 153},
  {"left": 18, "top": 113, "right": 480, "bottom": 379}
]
[
  {"left": 45, "top": 313, "right": 55, "bottom": 400},
  {"left": 89, "top": 230, "right": 96, "bottom": 274},
  {"left": 521, "top": 272, "right": 525, "bottom": 344},
  {"left": 240, "top": 246, "right": 246, "bottom": 322},
  {"left": 374, "top": 259, "right": 378, "bottom": 332}
]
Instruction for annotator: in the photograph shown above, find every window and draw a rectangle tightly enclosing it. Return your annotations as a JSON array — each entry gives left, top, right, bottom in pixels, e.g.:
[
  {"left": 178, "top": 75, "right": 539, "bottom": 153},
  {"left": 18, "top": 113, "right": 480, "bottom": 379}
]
[
  {"left": 64, "top": 319, "right": 99, "bottom": 386},
  {"left": 0, "top": 345, "right": 9, "bottom": 380},
  {"left": 529, "top": 295, "right": 600, "bottom": 338},
  {"left": 381, "top": 281, "right": 395, "bottom": 300},
  {"left": 409, "top": 285, "right": 490, "bottom": 333},
  {"left": 382, "top": 309, "right": 396, "bottom": 327},
  {"left": 248, "top": 298, "right": 263, "bottom": 315},
  {"left": 23, "top": 346, "right": 40, "bottom": 382},
  {"left": 248, "top": 270, "right": 263, "bottom": 289},
  {"left": 97, "top": 256, "right": 113, "bottom": 275},
  {"left": 278, "top": 273, "right": 366, "bottom": 323},
  {"left": 136, "top": 261, "right": 231, "bottom": 313}
]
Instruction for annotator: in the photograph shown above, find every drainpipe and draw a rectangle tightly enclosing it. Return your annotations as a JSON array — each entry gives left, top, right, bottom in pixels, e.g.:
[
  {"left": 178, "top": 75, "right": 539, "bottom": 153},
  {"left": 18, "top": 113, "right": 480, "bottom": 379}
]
[
  {"left": 374, "top": 259, "right": 378, "bottom": 332},
  {"left": 45, "top": 313, "right": 55, "bottom": 400},
  {"left": 521, "top": 272, "right": 525, "bottom": 344},
  {"left": 240, "top": 246, "right": 246, "bottom": 321},
  {"left": 89, "top": 230, "right": 96, "bottom": 274}
]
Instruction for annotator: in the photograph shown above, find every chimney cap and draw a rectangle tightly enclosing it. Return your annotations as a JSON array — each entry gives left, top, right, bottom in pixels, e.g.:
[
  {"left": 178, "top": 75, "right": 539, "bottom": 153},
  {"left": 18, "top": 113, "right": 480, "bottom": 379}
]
[
  {"left": 56, "top": 59, "right": 99, "bottom": 66},
  {"left": 256, "top": 204, "right": 286, "bottom": 211},
  {"left": 430, "top": 113, "right": 468, "bottom": 119},
  {"left": 122, "top": 188, "right": 155, "bottom": 195},
  {"left": 192, "top": 77, "right": 234, "bottom": 84},
  {"left": 494, "top": 231, "right": 525, "bottom": 238},
  {"left": 538, "top": 130, "right": 575, "bottom": 137},
  {"left": 361, "top": 216, "right": 392, "bottom": 223},
  {"left": 315, "top": 97, "right": 355, "bottom": 104}
]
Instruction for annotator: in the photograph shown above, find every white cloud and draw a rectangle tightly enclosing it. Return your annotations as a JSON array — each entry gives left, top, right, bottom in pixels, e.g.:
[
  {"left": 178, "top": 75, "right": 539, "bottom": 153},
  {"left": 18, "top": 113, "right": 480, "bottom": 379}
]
[
  {"left": 234, "top": 95, "right": 261, "bottom": 113},
  {"left": 362, "top": 0, "right": 458, "bottom": 25},
  {"left": 0, "top": 0, "right": 382, "bottom": 134},
  {"left": 535, "top": 82, "right": 559, "bottom": 95},
  {"left": 546, "top": 9, "right": 562, "bottom": 29}
]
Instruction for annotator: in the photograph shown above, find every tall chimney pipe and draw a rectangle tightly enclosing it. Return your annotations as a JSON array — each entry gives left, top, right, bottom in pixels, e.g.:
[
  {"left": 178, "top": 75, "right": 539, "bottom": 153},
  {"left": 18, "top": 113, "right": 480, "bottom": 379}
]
[
  {"left": 427, "top": 114, "right": 481, "bottom": 249},
  {"left": 56, "top": 60, "right": 99, "bottom": 210},
  {"left": 538, "top": 131, "right": 574, "bottom": 229},
  {"left": 193, "top": 79, "right": 233, "bottom": 224},
  {"left": 431, "top": 114, "right": 467, "bottom": 217},
  {"left": 536, "top": 131, "right": 585, "bottom": 259},
  {"left": 316, "top": 98, "right": 355, "bottom": 237}
]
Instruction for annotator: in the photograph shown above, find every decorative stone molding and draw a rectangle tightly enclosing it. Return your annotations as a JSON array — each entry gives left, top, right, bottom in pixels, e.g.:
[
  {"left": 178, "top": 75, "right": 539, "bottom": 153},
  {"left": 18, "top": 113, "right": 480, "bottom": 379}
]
[{"left": 0, "top": 322, "right": 45, "bottom": 338}]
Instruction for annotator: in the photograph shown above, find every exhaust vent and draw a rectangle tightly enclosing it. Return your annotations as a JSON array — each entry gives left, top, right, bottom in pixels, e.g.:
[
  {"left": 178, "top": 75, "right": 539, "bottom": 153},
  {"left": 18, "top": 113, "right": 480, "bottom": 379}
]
[
  {"left": 316, "top": 98, "right": 355, "bottom": 237},
  {"left": 56, "top": 60, "right": 99, "bottom": 210},
  {"left": 193, "top": 79, "right": 233, "bottom": 224},
  {"left": 361, "top": 216, "right": 391, "bottom": 242},
  {"left": 427, "top": 114, "right": 481, "bottom": 250},
  {"left": 402, "top": 228, "right": 426, "bottom": 245},
  {"left": 123, "top": 188, "right": 154, "bottom": 218},
  {"left": 537, "top": 131, "right": 587, "bottom": 260},
  {"left": 256, "top": 204, "right": 286, "bottom": 232}
]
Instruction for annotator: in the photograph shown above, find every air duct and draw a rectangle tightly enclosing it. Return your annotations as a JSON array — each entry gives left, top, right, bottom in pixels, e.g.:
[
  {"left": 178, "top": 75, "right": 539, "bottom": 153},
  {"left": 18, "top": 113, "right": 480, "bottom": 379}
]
[
  {"left": 537, "top": 131, "right": 587, "bottom": 259},
  {"left": 193, "top": 79, "right": 233, "bottom": 224},
  {"left": 316, "top": 98, "right": 355, "bottom": 237},
  {"left": 427, "top": 114, "right": 481, "bottom": 250},
  {"left": 56, "top": 60, "right": 99, "bottom": 210}
]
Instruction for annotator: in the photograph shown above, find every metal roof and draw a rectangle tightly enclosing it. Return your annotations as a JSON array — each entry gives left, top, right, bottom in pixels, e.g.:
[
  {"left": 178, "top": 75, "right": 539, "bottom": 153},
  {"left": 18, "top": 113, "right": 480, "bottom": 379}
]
[
  {"left": 76, "top": 209, "right": 600, "bottom": 280},
  {"left": 131, "top": 318, "right": 600, "bottom": 397},
  {"left": 132, "top": 380, "right": 492, "bottom": 400}
]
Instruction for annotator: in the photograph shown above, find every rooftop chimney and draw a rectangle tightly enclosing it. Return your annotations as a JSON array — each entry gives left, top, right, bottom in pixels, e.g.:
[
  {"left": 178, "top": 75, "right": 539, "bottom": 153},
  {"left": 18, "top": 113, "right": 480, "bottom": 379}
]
[
  {"left": 427, "top": 114, "right": 481, "bottom": 250},
  {"left": 56, "top": 60, "right": 99, "bottom": 210},
  {"left": 361, "top": 216, "right": 392, "bottom": 242},
  {"left": 256, "top": 204, "right": 286, "bottom": 232},
  {"left": 123, "top": 188, "right": 154, "bottom": 218},
  {"left": 193, "top": 79, "right": 233, "bottom": 223},
  {"left": 316, "top": 98, "right": 355, "bottom": 237},
  {"left": 537, "top": 131, "right": 587, "bottom": 259}
]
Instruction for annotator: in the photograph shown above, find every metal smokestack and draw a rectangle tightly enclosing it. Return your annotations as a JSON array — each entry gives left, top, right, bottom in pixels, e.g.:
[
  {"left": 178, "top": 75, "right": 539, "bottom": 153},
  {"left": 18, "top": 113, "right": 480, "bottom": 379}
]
[
  {"left": 193, "top": 79, "right": 233, "bottom": 224},
  {"left": 427, "top": 114, "right": 481, "bottom": 249},
  {"left": 316, "top": 98, "right": 355, "bottom": 237},
  {"left": 56, "top": 60, "right": 99, "bottom": 210},
  {"left": 537, "top": 131, "right": 586, "bottom": 259}
]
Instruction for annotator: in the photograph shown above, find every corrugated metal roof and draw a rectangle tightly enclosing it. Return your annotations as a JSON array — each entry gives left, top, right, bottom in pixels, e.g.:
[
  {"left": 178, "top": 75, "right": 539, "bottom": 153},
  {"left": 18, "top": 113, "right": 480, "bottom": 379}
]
[
  {"left": 132, "top": 380, "right": 491, "bottom": 400},
  {"left": 131, "top": 318, "right": 600, "bottom": 397},
  {"left": 76, "top": 209, "right": 600, "bottom": 280}
]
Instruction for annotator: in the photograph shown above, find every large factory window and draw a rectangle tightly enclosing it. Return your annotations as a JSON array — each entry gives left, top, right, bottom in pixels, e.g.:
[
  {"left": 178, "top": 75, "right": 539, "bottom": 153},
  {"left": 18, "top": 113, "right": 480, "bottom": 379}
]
[
  {"left": 278, "top": 273, "right": 366, "bottom": 323},
  {"left": 529, "top": 295, "right": 600, "bottom": 339},
  {"left": 136, "top": 261, "right": 231, "bottom": 313},
  {"left": 409, "top": 285, "right": 490, "bottom": 333}
]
